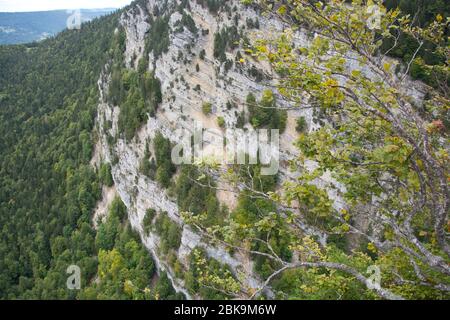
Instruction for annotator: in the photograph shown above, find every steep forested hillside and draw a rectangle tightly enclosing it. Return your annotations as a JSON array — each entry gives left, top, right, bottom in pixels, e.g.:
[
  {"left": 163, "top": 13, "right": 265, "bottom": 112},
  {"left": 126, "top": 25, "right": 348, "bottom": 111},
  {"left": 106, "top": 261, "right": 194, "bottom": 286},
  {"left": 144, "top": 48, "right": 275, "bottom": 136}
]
[
  {"left": 0, "top": 7, "right": 181, "bottom": 299},
  {"left": 0, "top": 10, "right": 118, "bottom": 299}
]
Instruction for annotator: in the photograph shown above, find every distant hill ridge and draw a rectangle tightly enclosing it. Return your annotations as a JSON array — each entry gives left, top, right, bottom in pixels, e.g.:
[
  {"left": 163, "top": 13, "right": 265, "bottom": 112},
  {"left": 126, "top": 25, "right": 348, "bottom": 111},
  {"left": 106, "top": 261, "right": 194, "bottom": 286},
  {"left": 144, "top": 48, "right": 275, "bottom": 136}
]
[{"left": 0, "top": 9, "right": 116, "bottom": 45}]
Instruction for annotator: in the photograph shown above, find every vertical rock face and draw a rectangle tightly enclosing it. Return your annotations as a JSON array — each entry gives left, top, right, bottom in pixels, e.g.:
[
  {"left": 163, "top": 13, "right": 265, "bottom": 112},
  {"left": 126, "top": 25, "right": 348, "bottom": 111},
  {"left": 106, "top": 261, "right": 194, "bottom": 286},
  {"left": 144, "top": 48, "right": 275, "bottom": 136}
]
[
  {"left": 121, "top": 5, "right": 151, "bottom": 68},
  {"left": 93, "top": 0, "right": 426, "bottom": 298},
  {"left": 96, "top": 0, "right": 281, "bottom": 298}
]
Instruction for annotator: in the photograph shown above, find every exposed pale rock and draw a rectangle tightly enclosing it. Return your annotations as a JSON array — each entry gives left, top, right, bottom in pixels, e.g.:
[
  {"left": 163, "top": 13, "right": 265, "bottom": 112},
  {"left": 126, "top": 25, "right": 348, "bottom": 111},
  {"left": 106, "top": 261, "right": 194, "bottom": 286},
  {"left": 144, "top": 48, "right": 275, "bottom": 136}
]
[
  {"left": 92, "top": 0, "right": 427, "bottom": 299},
  {"left": 120, "top": 4, "right": 151, "bottom": 68}
]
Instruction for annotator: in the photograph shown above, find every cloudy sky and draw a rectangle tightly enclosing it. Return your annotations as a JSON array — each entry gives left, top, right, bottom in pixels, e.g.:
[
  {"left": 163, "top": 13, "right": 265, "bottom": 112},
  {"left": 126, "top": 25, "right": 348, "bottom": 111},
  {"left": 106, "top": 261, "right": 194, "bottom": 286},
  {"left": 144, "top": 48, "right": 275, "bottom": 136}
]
[{"left": 0, "top": 0, "right": 133, "bottom": 12}]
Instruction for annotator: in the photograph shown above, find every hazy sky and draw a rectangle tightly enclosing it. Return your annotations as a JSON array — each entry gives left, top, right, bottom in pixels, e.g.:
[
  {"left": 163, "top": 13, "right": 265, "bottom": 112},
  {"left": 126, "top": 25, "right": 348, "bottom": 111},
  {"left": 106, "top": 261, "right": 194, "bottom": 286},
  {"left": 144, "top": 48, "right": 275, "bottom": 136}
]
[{"left": 0, "top": 0, "right": 133, "bottom": 12}]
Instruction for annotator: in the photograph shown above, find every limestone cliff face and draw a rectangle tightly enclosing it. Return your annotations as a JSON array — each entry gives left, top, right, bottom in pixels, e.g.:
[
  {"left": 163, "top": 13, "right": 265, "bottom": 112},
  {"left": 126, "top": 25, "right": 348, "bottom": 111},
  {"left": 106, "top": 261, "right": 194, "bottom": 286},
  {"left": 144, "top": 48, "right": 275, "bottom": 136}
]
[
  {"left": 93, "top": 0, "right": 284, "bottom": 298},
  {"left": 91, "top": 0, "right": 427, "bottom": 299}
]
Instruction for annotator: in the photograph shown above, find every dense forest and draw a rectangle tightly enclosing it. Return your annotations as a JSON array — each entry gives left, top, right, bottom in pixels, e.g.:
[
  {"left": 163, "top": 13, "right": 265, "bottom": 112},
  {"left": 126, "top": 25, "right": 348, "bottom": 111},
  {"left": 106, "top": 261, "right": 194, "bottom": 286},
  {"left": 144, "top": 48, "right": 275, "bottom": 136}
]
[
  {"left": 0, "top": 5, "right": 178, "bottom": 299},
  {"left": 0, "top": 13, "right": 116, "bottom": 298}
]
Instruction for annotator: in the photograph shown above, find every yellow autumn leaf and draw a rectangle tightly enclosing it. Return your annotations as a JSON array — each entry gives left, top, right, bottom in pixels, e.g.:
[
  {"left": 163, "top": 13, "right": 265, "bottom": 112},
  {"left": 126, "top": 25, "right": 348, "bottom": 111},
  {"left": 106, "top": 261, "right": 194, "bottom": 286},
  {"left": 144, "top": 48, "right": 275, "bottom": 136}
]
[
  {"left": 277, "top": 5, "right": 287, "bottom": 15},
  {"left": 367, "top": 243, "right": 377, "bottom": 253},
  {"left": 385, "top": 144, "right": 400, "bottom": 153}
]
